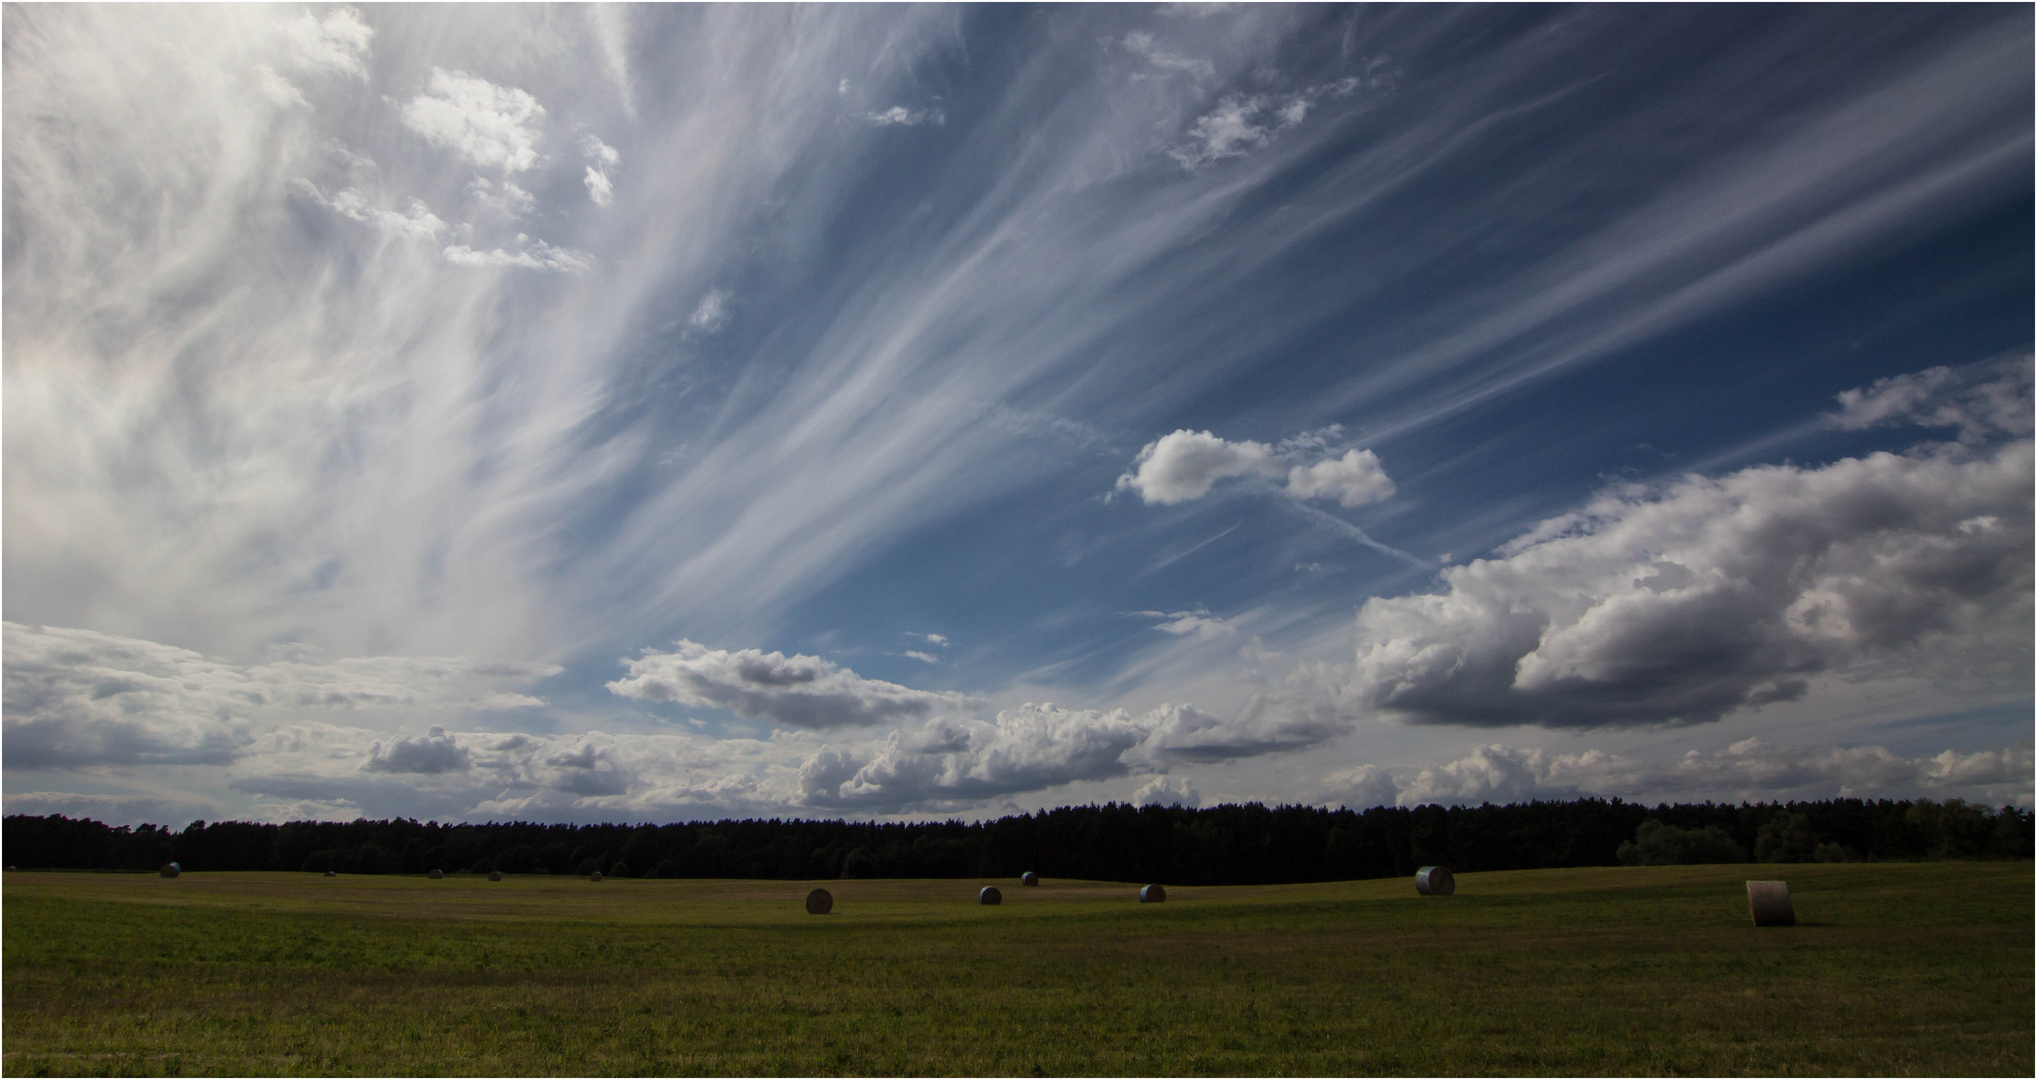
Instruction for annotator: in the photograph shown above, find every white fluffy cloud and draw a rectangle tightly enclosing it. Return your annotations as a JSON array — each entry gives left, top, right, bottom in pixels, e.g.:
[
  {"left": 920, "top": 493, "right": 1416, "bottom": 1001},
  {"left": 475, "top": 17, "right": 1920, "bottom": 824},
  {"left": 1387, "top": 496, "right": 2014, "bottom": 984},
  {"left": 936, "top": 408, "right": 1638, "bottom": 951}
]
[
  {"left": 442, "top": 236, "right": 591, "bottom": 273},
  {"left": 796, "top": 704, "right": 1150, "bottom": 809},
  {"left": 1374, "top": 739, "right": 2033, "bottom": 808},
  {"left": 1134, "top": 775, "right": 1202, "bottom": 808},
  {"left": 582, "top": 135, "right": 619, "bottom": 206},
  {"left": 294, "top": 181, "right": 446, "bottom": 241},
  {"left": 364, "top": 725, "right": 471, "bottom": 774},
  {"left": 2, "top": 623, "right": 559, "bottom": 770},
  {"left": 865, "top": 105, "right": 943, "bottom": 127},
  {"left": 1117, "top": 428, "right": 1394, "bottom": 509},
  {"left": 1352, "top": 438, "right": 2032, "bottom": 728},
  {"left": 1285, "top": 449, "right": 1396, "bottom": 508},
  {"left": 401, "top": 68, "right": 546, "bottom": 174},
  {"left": 277, "top": 7, "right": 372, "bottom": 80},
  {"left": 608, "top": 640, "right": 975, "bottom": 729},
  {"left": 1830, "top": 355, "right": 2032, "bottom": 443}
]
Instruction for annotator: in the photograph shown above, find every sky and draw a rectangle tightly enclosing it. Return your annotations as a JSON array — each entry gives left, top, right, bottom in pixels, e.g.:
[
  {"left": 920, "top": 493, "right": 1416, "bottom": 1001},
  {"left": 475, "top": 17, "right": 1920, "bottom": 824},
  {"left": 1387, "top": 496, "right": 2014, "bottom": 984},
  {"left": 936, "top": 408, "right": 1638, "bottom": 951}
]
[{"left": 3, "top": 3, "right": 2031, "bottom": 829}]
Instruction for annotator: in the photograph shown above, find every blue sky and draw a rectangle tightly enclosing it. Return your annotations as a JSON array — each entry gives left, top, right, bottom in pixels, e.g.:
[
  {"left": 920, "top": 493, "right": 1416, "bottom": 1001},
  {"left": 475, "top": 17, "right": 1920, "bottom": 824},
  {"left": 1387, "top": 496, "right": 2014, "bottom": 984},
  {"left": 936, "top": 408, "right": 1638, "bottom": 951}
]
[{"left": 4, "top": 4, "right": 2030, "bottom": 826}]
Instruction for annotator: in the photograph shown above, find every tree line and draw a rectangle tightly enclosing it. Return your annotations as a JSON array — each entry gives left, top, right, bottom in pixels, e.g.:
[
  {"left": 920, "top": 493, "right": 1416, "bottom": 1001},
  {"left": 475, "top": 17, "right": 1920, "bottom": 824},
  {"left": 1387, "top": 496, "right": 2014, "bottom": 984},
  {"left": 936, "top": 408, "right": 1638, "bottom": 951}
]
[{"left": 5, "top": 797, "right": 2029, "bottom": 882}]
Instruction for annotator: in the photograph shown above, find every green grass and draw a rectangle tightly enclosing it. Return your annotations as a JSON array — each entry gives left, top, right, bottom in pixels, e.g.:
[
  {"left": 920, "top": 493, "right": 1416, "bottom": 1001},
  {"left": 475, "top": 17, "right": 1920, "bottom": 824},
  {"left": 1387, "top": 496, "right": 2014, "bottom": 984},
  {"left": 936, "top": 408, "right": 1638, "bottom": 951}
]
[{"left": 3, "top": 863, "right": 2029, "bottom": 1076}]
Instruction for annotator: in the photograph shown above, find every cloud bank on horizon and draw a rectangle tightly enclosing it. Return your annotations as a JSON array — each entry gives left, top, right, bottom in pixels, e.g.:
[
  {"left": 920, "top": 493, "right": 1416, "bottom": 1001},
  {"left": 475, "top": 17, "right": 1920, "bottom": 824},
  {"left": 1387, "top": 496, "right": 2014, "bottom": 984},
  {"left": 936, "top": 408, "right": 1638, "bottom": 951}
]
[{"left": 4, "top": 5, "right": 2030, "bottom": 826}]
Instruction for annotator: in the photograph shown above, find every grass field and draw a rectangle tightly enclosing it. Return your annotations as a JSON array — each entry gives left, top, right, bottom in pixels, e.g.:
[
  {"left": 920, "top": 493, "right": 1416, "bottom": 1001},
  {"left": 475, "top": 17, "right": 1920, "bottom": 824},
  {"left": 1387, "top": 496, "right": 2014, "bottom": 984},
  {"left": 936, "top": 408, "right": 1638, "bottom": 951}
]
[{"left": 3, "top": 862, "right": 2029, "bottom": 1076}]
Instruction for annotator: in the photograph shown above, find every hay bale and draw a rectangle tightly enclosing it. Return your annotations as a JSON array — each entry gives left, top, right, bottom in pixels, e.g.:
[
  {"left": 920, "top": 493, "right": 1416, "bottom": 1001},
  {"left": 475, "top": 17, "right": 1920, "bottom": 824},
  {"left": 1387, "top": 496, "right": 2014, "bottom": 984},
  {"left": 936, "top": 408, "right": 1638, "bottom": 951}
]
[
  {"left": 1139, "top": 884, "right": 1166, "bottom": 903},
  {"left": 979, "top": 886, "right": 1002, "bottom": 905},
  {"left": 1415, "top": 866, "right": 1455, "bottom": 896},
  {"left": 1746, "top": 880, "right": 1796, "bottom": 927},
  {"left": 428, "top": 868, "right": 444, "bottom": 880},
  {"left": 806, "top": 887, "right": 834, "bottom": 915},
  {"left": 324, "top": 870, "right": 336, "bottom": 877},
  {"left": 1021, "top": 871, "right": 1039, "bottom": 886},
  {"left": 158, "top": 863, "right": 180, "bottom": 878},
  {"left": 590, "top": 871, "right": 603, "bottom": 882},
  {"left": 488, "top": 870, "right": 503, "bottom": 882}
]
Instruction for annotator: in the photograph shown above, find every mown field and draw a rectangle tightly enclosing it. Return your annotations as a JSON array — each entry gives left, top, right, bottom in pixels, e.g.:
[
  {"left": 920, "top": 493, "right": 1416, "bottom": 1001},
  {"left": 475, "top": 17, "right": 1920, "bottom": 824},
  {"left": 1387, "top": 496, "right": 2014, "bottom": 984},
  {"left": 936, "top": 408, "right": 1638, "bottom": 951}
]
[{"left": 3, "top": 862, "right": 2029, "bottom": 1076}]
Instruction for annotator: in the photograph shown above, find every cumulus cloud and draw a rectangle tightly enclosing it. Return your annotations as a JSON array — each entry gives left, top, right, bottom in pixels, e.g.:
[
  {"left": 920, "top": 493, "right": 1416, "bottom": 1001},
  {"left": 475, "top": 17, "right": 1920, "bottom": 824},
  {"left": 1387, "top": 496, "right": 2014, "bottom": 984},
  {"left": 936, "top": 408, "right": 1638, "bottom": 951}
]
[
  {"left": 1352, "top": 437, "right": 2032, "bottom": 728},
  {"left": 1285, "top": 449, "right": 1396, "bottom": 508},
  {"left": 2, "top": 623, "right": 560, "bottom": 770},
  {"left": 443, "top": 236, "right": 591, "bottom": 273},
  {"left": 1380, "top": 739, "right": 2034, "bottom": 807},
  {"left": 1134, "top": 775, "right": 1202, "bottom": 808},
  {"left": 401, "top": 68, "right": 546, "bottom": 174},
  {"left": 582, "top": 135, "right": 620, "bottom": 206},
  {"left": 294, "top": 181, "right": 447, "bottom": 241},
  {"left": 797, "top": 704, "right": 1149, "bottom": 809},
  {"left": 277, "top": 6, "right": 373, "bottom": 80},
  {"left": 1115, "top": 428, "right": 1395, "bottom": 508},
  {"left": 1138, "top": 673, "right": 1355, "bottom": 763},
  {"left": 866, "top": 105, "right": 944, "bottom": 127},
  {"left": 1316, "top": 764, "right": 1400, "bottom": 810},
  {"left": 608, "top": 640, "right": 975, "bottom": 729},
  {"left": 1117, "top": 430, "right": 1282, "bottom": 503},
  {"left": 467, "top": 176, "right": 536, "bottom": 218},
  {"left": 363, "top": 726, "right": 471, "bottom": 774},
  {"left": 1830, "top": 355, "right": 2032, "bottom": 443}
]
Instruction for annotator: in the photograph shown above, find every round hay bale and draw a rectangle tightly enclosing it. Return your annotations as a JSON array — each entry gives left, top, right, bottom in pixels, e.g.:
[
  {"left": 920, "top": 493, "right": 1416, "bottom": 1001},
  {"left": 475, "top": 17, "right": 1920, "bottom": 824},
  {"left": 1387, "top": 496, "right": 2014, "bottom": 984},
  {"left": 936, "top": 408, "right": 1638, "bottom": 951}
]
[
  {"left": 1021, "top": 871, "right": 1039, "bottom": 886},
  {"left": 1415, "top": 866, "right": 1455, "bottom": 896},
  {"left": 428, "top": 868, "right": 444, "bottom": 880},
  {"left": 158, "top": 863, "right": 180, "bottom": 878},
  {"left": 1746, "top": 880, "right": 1796, "bottom": 927},
  {"left": 590, "top": 871, "right": 603, "bottom": 882},
  {"left": 1139, "top": 883, "right": 1166, "bottom": 903},
  {"left": 488, "top": 869, "right": 503, "bottom": 882},
  {"left": 805, "top": 887, "right": 834, "bottom": 915},
  {"left": 979, "top": 885, "right": 1002, "bottom": 905},
  {"left": 324, "top": 870, "right": 336, "bottom": 878}
]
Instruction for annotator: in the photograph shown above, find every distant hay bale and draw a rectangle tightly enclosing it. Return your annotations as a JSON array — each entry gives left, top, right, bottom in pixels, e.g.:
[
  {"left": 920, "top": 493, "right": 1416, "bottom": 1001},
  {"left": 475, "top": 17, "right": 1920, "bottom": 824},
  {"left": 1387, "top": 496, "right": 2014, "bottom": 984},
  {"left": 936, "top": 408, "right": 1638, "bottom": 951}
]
[
  {"left": 1746, "top": 880, "right": 1796, "bottom": 926},
  {"left": 158, "top": 863, "right": 180, "bottom": 878},
  {"left": 488, "top": 870, "right": 503, "bottom": 882},
  {"left": 1021, "top": 872, "right": 1039, "bottom": 886},
  {"left": 806, "top": 887, "right": 834, "bottom": 915},
  {"left": 1415, "top": 866, "right": 1455, "bottom": 896},
  {"left": 324, "top": 870, "right": 336, "bottom": 877},
  {"left": 590, "top": 871, "right": 603, "bottom": 882},
  {"left": 1139, "top": 884, "right": 1166, "bottom": 903},
  {"left": 428, "top": 868, "right": 444, "bottom": 880},
  {"left": 979, "top": 886, "right": 1002, "bottom": 905}
]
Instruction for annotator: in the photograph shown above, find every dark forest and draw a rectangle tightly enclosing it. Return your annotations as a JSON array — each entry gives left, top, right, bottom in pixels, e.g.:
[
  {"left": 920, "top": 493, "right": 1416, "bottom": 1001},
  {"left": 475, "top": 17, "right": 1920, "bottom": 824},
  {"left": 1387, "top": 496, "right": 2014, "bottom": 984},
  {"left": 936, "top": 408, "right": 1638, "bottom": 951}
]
[{"left": 6, "top": 797, "right": 2029, "bottom": 883}]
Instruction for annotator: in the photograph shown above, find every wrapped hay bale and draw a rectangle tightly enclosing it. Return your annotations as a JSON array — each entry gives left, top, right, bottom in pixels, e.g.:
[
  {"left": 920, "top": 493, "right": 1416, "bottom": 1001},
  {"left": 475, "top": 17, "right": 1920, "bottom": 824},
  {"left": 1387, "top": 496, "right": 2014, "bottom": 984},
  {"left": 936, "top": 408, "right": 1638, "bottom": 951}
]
[
  {"left": 488, "top": 870, "right": 503, "bottom": 882},
  {"left": 428, "top": 868, "right": 444, "bottom": 879},
  {"left": 590, "top": 871, "right": 603, "bottom": 882},
  {"left": 324, "top": 870, "right": 337, "bottom": 877},
  {"left": 1415, "top": 866, "right": 1455, "bottom": 896},
  {"left": 979, "top": 886, "right": 1002, "bottom": 905},
  {"left": 1746, "top": 880, "right": 1796, "bottom": 926},
  {"left": 1021, "top": 872, "right": 1039, "bottom": 886},
  {"left": 158, "top": 863, "right": 180, "bottom": 878},
  {"left": 806, "top": 887, "right": 834, "bottom": 915},
  {"left": 1139, "top": 884, "right": 1166, "bottom": 903}
]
